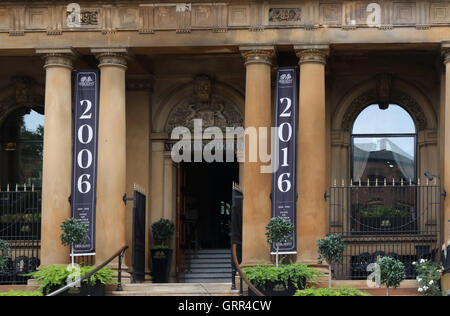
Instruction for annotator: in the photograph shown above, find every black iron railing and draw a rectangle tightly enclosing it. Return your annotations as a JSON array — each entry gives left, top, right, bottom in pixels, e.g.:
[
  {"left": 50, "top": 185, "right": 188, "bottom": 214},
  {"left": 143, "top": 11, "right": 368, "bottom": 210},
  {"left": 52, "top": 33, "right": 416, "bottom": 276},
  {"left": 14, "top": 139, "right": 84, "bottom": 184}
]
[
  {"left": 0, "top": 186, "right": 41, "bottom": 285},
  {"left": 328, "top": 181, "right": 442, "bottom": 280}
]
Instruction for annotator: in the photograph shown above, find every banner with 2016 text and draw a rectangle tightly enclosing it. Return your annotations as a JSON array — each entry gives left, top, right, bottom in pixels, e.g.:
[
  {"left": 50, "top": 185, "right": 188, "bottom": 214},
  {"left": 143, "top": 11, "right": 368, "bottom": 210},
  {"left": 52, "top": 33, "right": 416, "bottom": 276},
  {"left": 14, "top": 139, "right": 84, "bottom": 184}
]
[{"left": 271, "top": 67, "right": 298, "bottom": 255}]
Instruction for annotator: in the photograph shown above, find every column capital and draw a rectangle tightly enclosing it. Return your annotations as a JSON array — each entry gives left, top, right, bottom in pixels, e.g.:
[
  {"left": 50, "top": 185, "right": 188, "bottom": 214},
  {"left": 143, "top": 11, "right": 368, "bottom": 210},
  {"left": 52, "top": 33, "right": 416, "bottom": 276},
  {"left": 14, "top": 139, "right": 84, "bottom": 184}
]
[
  {"left": 91, "top": 48, "right": 130, "bottom": 69},
  {"left": 239, "top": 46, "right": 275, "bottom": 66},
  {"left": 36, "top": 48, "right": 78, "bottom": 69},
  {"left": 443, "top": 43, "right": 450, "bottom": 64},
  {"left": 294, "top": 45, "right": 330, "bottom": 65}
]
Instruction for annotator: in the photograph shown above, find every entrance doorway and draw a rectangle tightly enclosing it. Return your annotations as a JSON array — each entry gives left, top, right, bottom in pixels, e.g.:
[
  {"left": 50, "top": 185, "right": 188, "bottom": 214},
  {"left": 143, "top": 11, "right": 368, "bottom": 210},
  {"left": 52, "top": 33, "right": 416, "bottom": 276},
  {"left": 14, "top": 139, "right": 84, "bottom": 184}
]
[{"left": 179, "top": 161, "right": 239, "bottom": 251}]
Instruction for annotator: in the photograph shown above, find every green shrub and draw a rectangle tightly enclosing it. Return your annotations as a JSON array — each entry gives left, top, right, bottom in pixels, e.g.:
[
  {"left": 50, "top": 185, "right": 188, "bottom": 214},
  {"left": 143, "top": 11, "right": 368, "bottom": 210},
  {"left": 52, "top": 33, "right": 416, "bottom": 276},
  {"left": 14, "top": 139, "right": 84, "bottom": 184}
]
[
  {"left": 360, "top": 206, "right": 409, "bottom": 218},
  {"left": 414, "top": 259, "right": 443, "bottom": 296},
  {"left": 242, "top": 264, "right": 322, "bottom": 291},
  {"left": 373, "top": 256, "right": 406, "bottom": 296},
  {"left": 0, "top": 290, "right": 43, "bottom": 297},
  {"left": 318, "top": 234, "right": 346, "bottom": 288},
  {"left": 0, "top": 239, "right": 10, "bottom": 269},
  {"left": 266, "top": 217, "right": 294, "bottom": 267},
  {"left": 60, "top": 218, "right": 88, "bottom": 247},
  {"left": 294, "top": 287, "right": 371, "bottom": 297},
  {"left": 151, "top": 218, "right": 175, "bottom": 248},
  {"left": 27, "top": 265, "right": 117, "bottom": 295}
]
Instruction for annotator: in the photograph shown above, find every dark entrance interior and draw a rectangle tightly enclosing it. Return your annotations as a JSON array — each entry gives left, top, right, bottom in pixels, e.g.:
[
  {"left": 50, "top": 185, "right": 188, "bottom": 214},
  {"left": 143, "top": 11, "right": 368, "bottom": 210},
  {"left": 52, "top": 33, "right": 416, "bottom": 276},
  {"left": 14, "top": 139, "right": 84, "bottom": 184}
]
[{"left": 180, "top": 161, "right": 239, "bottom": 250}]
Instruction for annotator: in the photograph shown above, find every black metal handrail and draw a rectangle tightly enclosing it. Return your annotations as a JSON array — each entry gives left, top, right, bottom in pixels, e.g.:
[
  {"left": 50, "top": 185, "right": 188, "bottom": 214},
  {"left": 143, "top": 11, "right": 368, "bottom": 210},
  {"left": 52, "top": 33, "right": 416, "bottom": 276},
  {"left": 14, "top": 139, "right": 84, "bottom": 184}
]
[
  {"left": 232, "top": 243, "right": 264, "bottom": 297},
  {"left": 46, "top": 245, "right": 128, "bottom": 297}
]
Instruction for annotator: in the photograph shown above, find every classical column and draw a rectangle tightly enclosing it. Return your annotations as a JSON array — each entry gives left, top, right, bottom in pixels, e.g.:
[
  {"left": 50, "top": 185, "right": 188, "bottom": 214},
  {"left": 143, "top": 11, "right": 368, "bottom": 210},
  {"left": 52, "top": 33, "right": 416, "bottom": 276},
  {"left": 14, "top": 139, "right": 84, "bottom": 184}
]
[
  {"left": 36, "top": 48, "right": 76, "bottom": 265},
  {"left": 239, "top": 46, "right": 274, "bottom": 266},
  {"left": 443, "top": 44, "right": 450, "bottom": 243},
  {"left": 295, "top": 45, "right": 329, "bottom": 264},
  {"left": 92, "top": 48, "right": 128, "bottom": 264}
]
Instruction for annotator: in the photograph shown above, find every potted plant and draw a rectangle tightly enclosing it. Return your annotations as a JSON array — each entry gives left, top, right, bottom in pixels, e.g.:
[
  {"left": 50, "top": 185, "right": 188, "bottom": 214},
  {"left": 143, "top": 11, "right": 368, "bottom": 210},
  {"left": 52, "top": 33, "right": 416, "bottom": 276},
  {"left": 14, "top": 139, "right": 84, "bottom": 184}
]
[
  {"left": 60, "top": 217, "right": 88, "bottom": 267},
  {"left": 27, "top": 265, "right": 117, "bottom": 296},
  {"left": 151, "top": 218, "right": 175, "bottom": 283},
  {"left": 372, "top": 256, "right": 406, "bottom": 296},
  {"left": 244, "top": 217, "right": 321, "bottom": 296},
  {"left": 265, "top": 217, "right": 294, "bottom": 267},
  {"left": 244, "top": 264, "right": 321, "bottom": 296},
  {"left": 318, "top": 234, "right": 346, "bottom": 288}
]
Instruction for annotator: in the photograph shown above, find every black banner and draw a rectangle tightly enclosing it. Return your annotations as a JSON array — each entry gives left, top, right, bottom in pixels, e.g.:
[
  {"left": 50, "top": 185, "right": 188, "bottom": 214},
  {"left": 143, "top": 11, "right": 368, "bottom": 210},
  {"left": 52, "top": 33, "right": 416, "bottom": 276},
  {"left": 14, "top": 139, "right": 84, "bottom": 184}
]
[
  {"left": 71, "top": 70, "right": 99, "bottom": 255},
  {"left": 271, "top": 67, "right": 298, "bottom": 254}
]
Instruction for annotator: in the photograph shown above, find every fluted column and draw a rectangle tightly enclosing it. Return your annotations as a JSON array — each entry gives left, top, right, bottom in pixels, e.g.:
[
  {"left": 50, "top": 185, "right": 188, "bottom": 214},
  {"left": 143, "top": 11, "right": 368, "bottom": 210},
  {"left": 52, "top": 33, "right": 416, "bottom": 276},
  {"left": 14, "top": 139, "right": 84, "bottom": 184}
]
[
  {"left": 240, "top": 46, "right": 274, "bottom": 266},
  {"left": 37, "top": 48, "right": 76, "bottom": 265},
  {"left": 92, "top": 48, "right": 128, "bottom": 264},
  {"left": 295, "top": 45, "right": 329, "bottom": 264},
  {"left": 443, "top": 44, "right": 450, "bottom": 243}
]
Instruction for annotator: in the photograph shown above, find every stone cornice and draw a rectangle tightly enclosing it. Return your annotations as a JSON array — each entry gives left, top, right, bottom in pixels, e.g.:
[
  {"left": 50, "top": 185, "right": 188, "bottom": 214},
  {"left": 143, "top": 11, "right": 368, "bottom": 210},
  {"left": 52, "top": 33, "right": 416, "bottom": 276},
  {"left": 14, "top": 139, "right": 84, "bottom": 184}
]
[
  {"left": 240, "top": 46, "right": 275, "bottom": 66},
  {"left": 1, "top": 1, "right": 450, "bottom": 37}
]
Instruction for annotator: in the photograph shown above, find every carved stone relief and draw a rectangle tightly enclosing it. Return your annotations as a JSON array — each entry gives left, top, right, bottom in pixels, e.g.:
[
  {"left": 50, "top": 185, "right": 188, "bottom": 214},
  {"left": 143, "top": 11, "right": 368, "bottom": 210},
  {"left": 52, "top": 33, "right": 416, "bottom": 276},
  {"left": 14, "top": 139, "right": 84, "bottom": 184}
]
[
  {"left": 341, "top": 89, "right": 428, "bottom": 132},
  {"left": 269, "top": 8, "right": 302, "bottom": 23}
]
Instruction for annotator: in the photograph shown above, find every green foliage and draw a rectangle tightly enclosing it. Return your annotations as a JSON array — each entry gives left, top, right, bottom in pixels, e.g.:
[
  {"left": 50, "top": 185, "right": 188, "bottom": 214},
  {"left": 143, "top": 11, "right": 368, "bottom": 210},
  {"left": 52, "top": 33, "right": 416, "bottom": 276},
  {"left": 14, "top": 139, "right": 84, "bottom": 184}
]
[
  {"left": 265, "top": 217, "right": 294, "bottom": 246},
  {"left": 0, "top": 213, "right": 41, "bottom": 223},
  {"left": 27, "top": 265, "right": 117, "bottom": 295},
  {"left": 151, "top": 218, "right": 175, "bottom": 247},
  {"left": 318, "top": 234, "right": 346, "bottom": 265},
  {"left": 360, "top": 206, "right": 409, "bottom": 218},
  {"left": 294, "top": 287, "right": 372, "bottom": 297},
  {"left": 60, "top": 218, "right": 88, "bottom": 247},
  {"left": 415, "top": 259, "right": 443, "bottom": 296},
  {"left": 0, "top": 290, "right": 43, "bottom": 297},
  {"left": 242, "top": 264, "right": 322, "bottom": 291},
  {"left": 374, "top": 256, "right": 406, "bottom": 290},
  {"left": 0, "top": 239, "right": 10, "bottom": 270}
]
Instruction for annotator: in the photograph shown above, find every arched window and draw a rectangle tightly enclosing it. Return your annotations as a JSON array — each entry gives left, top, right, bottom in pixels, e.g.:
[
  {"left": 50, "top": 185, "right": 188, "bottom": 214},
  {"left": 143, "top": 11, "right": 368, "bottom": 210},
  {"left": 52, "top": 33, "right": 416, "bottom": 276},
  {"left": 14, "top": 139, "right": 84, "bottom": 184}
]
[
  {"left": 351, "top": 104, "right": 416, "bottom": 184},
  {"left": 0, "top": 107, "right": 44, "bottom": 187}
]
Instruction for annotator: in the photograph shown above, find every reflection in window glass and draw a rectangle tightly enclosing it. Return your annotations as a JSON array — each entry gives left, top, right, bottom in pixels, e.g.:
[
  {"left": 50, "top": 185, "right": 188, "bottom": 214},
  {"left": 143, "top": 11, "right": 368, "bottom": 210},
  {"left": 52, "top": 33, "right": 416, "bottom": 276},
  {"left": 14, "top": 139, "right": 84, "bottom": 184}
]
[
  {"left": 353, "top": 104, "right": 416, "bottom": 135},
  {"left": 0, "top": 108, "right": 44, "bottom": 187},
  {"left": 351, "top": 104, "right": 416, "bottom": 183}
]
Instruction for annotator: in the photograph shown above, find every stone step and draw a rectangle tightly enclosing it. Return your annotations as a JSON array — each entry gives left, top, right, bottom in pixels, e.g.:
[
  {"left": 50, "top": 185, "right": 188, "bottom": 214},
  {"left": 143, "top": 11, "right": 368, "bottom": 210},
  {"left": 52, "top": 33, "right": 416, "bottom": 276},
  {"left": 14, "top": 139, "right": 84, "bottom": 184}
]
[
  {"left": 108, "top": 283, "right": 239, "bottom": 296},
  {"left": 185, "top": 268, "right": 232, "bottom": 274},
  {"left": 188, "top": 263, "right": 232, "bottom": 269},
  {"left": 187, "top": 258, "right": 232, "bottom": 264},
  {"left": 181, "top": 278, "right": 232, "bottom": 284},
  {"left": 185, "top": 249, "right": 231, "bottom": 254},
  {"left": 185, "top": 253, "right": 232, "bottom": 259},
  {"left": 182, "top": 272, "right": 231, "bottom": 279}
]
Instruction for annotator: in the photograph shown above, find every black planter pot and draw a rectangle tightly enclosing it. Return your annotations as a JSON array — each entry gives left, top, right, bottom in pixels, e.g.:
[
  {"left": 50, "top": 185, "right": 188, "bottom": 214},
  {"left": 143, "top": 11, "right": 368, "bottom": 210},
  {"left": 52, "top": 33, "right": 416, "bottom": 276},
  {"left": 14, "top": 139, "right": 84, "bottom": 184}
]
[
  {"left": 151, "top": 248, "right": 173, "bottom": 283},
  {"left": 47, "top": 282, "right": 105, "bottom": 297},
  {"left": 358, "top": 216, "right": 416, "bottom": 234},
  {"left": 248, "top": 278, "right": 306, "bottom": 296}
]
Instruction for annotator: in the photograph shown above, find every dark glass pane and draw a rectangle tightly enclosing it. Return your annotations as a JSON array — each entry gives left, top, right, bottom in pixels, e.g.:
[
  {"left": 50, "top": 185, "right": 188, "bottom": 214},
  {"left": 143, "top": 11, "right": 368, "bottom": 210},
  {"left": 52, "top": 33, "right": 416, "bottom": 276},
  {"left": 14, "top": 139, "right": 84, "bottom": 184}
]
[
  {"left": 0, "top": 142, "right": 43, "bottom": 187},
  {"left": 0, "top": 108, "right": 44, "bottom": 141},
  {"left": 352, "top": 104, "right": 416, "bottom": 135},
  {"left": 353, "top": 137, "right": 415, "bottom": 183}
]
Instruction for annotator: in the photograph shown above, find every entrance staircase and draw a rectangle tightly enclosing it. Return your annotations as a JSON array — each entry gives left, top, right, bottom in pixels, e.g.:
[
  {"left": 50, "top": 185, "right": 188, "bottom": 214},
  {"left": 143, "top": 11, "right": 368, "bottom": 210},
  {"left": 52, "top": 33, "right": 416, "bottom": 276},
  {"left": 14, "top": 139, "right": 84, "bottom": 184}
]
[
  {"left": 180, "top": 249, "right": 232, "bottom": 283},
  {"left": 108, "top": 283, "right": 239, "bottom": 296}
]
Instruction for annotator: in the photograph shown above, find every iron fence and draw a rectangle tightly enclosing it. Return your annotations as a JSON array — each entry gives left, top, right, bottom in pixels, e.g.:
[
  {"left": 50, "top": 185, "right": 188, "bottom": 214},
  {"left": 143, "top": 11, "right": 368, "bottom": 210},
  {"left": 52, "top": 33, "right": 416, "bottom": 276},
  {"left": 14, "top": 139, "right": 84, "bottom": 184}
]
[
  {"left": 0, "top": 185, "right": 41, "bottom": 284},
  {"left": 328, "top": 180, "right": 442, "bottom": 280}
]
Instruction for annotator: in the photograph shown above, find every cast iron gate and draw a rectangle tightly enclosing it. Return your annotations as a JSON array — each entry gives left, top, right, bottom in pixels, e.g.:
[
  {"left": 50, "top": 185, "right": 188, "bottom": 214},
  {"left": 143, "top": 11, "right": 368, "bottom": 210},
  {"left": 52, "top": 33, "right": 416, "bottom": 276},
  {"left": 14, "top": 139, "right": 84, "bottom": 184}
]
[
  {"left": 328, "top": 181, "right": 442, "bottom": 280},
  {"left": 126, "top": 187, "right": 146, "bottom": 283},
  {"left": 0, "top": 186, "right": 41, "bottom": 285},
  {"left": 231, "top": 182, "right": 243, "bottom": 291}
]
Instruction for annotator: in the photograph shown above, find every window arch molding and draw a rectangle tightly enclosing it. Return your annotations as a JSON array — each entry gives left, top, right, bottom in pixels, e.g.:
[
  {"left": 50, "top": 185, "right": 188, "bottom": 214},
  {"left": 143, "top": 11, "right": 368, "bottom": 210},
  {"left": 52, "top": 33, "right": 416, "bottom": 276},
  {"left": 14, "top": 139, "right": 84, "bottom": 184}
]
[{"left": 332, "top": 77, "right": 436, "bottom": 133}]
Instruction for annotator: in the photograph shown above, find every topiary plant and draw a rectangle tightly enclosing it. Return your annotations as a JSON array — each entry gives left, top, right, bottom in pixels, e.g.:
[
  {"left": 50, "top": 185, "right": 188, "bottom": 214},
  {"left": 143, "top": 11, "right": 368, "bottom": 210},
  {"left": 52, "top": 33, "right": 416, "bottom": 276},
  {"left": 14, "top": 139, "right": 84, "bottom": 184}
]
[
  {"left": 374, "top": 256, "right": 406, "bottom": 296},
  {"left": 61, "top": 218, "right": 88, "bottom": 266},
  {"left": 151, "top": 218, "right": 175, "bottom": 248},
  {"left": 0, "top": 239, "right": 10, "bottom": 270},
  {"left": 318, "top": 234, "right": 346, "bottom": 288},
  {"left": 265, "top": 217, "right": 294, "bottom": 267}
]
